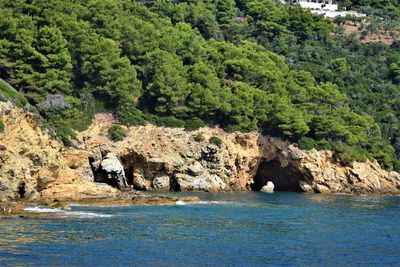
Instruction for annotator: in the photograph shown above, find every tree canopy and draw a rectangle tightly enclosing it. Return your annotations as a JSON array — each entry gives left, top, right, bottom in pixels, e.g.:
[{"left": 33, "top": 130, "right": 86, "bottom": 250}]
[{"left": 0, "top": 0, "right": 399, "bottom": 170}]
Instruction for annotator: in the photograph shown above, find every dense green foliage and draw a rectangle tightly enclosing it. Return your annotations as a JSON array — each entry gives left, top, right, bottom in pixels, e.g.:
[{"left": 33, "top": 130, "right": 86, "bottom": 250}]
[
  {"left": 108, "top": 125, "right": 127, "bottom": 142},
  {"left": 0, "top": 119, "right": 4, "bottom": 133},
  {"left": 0, "top": 0, "right": 399, "bottom": 169},
  {"left": 337, "top": 0, "right": 399, "bottom": 19},
  {"left": 0, "top": 79, "right": 28, "bottom": 107}
]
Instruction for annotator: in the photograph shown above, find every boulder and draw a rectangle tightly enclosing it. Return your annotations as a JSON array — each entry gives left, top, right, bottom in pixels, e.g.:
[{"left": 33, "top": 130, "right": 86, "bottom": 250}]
[
  {"left": 260, "top": 181, "right": 274, "bottom": 193},
  {"left": 315, "top": 184, "right": 331, "bottom": 193},
  {"left": 0, "top": 199, "right": 24, "bottom": 215},
  {"left": 152, "top": 175, "right": 170, "bottom": 191},
  {"left": 299, "top": 180, "right": 313, "bottom": 192},
  {"left": 175, "top": 173, "right": 227, "bottom": 191},
  {"left": 101, "top": 153, "right": 129, "bottom": 190},
  {"left": 132, "top": 174, "right": 151, "bottom": 191},
  {"left": 0, "top": 101, "right": 13, "bottom": 116},
  {"left": 187, "top": 161, "right": 204, "bottom": 176}
]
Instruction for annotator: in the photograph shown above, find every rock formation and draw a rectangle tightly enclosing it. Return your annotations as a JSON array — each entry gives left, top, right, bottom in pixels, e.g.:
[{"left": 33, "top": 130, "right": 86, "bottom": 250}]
[
  {"left": 1, "top": 102, "right": 400, "bottom": 207},
  {"left": 0, "top": 102, "right": 120, "bottom": 203},
  {"left": 260, "top": 182, "right": 275, "bottom": 193},
  {"left": 75, "top": 113, "right": 400, "bottom": 195},
  {"left": 100, "top": 153, "right": 129, "bottom": 190}
]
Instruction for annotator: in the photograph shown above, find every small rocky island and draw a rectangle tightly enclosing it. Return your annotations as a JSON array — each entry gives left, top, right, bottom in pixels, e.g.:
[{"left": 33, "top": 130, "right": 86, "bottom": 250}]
[{"left": 1, "top": 101, "right": 400, "bottom": 215}]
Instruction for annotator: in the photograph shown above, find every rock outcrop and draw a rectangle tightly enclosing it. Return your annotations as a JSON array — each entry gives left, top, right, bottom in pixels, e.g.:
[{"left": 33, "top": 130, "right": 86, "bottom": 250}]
[
  {"left": 1, "top": 103, "right": 400, "bottom": 206},
  {"left": 100, "top": 153, "right": 129, "bottom": 190},
  {"left": 0, "top": 103, "right": 120, "bottom": 203},
  {"left": 75, "top": 113, "right": 400, "bottom": 195},
  {"left": 260, "top": 182, "right": 274, "bottom": 193}
]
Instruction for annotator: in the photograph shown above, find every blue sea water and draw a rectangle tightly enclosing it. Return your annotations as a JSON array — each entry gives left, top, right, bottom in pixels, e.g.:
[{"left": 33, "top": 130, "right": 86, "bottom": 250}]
[{"left": 0, "top": 192, "right": 400, "bottom": 266}]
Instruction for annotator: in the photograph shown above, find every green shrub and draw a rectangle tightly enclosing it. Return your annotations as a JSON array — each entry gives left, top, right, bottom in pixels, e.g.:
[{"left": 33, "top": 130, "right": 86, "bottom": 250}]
[
  {"left": 0, "top": 120, "right": 4, "bottom": 133},
  {"left": 184, "top": 117, "right": 206, "bottom": 131},
  {"left": 334, "top": 143, "right": 367, "bottom": 164},
  {"left": 117, "top": 103, "right": 145, "bottom": 126},
  {"left": 0, "top": 79, "right": 27, "bottom": 107},
  {"left": 41, "top": 109, "right": 77, "bottom": 146},
  {"left": 55, "top": 124, "right": 77, "bottom": 147},
  {"left": 393, "top": 160, "right": 400, "bottom": 171},
  {"left": 149, "top": 115, "right": 185, "bottom": 128},
  {"left": 108, "top": 125, "right": 127, "bottom": 142},
  {"left": 298, "top": 137, "right": 316, "bottom": 151},
  {"left": 209, "top": 136, "right": 222, "bottom": 147},
  {"left": 316, "top": 140, "right": 334, "bottom": 151},
  {"left": 40, "top": 98, "right": 93, "bottom": 146},
  {"left": 194, "top": 132, "right": 205, "bottom": 142}
]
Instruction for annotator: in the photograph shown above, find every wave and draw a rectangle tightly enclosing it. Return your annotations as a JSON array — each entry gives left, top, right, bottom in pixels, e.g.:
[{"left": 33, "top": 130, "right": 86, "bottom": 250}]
[
  {"left": 24, "top": 206, "right": 63, "bottom": 213},
  {"left": 24, "top": 206, "right": 113, "bottom": 218},
  {"left": 69, "top": 203, "right": 129, "bottom": 208}
]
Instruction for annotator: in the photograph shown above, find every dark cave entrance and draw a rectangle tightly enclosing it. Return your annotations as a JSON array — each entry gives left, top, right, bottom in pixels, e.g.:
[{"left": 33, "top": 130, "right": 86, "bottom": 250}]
[
  {"left": 18, "top": 181, "right": 26, "bottom": 198},
  {"left": 251, "top": 159, "right": 303, "bottom": 192},
  {"left": 121, "top": 163, "right": 134, "bottom": 186}
]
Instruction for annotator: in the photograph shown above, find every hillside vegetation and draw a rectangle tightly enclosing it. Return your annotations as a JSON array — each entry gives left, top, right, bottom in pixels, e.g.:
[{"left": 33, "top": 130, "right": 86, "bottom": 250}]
[{"left": 0, "top": 0, "right": 399, "bottom": 170}]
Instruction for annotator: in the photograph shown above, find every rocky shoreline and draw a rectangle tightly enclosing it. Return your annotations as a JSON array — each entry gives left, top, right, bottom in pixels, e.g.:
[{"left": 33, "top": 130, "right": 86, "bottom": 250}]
[
  {"left": 0, "top": 191, "right": 201, "bottom": 218},
  {"left": 1, "top": 101, "right": 400, "bottom": 217}
]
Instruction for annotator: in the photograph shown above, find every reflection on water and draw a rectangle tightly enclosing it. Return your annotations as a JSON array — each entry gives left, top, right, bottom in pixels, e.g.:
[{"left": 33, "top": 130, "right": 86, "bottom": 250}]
[
  {"left": 1, "top": 192, "right": 400, "bottom": 266},
  {"left": 305, "top": 193, "right": 400, "bottom": 212}
]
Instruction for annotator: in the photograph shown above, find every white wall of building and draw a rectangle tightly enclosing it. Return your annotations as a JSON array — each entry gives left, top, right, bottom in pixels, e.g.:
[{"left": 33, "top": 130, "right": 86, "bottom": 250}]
[
  {"left": 298, "top": 1, "right": 338, "bottom": 11},
  {"left": 311, "top": 10, "right": 367, "bottom": 18}
]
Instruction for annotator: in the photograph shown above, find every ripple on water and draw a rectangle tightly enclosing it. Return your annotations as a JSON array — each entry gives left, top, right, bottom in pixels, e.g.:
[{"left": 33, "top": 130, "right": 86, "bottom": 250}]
[{"left": 0, "top": 192, "right": 398, "bottom": 266}]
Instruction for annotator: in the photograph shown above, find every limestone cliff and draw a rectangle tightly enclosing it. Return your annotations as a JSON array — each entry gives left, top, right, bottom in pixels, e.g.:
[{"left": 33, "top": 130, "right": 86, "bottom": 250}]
[
  {"left": 0, "top": 102, "right": 119, "bottom": 203},
  {"left": 1, "top": 103, "right": 400, "bottom": 206},
  {"left": 76, "top": 113, "right": 400, "bottom": 194}
]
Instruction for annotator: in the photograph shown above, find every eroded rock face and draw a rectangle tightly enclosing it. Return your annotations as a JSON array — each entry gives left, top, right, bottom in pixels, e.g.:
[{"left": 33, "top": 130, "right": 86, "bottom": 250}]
[
  {"left": 76, "top": 114, "right": 400, "bottom": 194},
  {"left": 0, "top": 104, "right": 120, "bottom": 203},
  {"left": 77, "top": 119, "right": 266, "bottom": 192},
  {"left": 175, "top": 173, "right": 227, "bottom": 191},
  {"left": 291, "top": 148, "right": 400, "bottom": 194},
  {"left": 1, "top": 104, "right": 400, "bottom": 204}
]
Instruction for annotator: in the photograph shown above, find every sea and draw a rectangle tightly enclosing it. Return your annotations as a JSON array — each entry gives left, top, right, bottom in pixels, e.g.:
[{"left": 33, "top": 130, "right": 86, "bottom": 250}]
[{"left": 0, "top": 192, "right": 399, "bottom": 266}]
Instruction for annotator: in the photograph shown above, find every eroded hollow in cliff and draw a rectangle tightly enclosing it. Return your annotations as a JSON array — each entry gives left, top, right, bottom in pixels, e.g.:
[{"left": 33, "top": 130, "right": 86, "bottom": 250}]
[
  {"left": 18, "top": 181, "right": 26, "bottom": 198},
  {"left": 89, "top": 156, "right": 120, "bottom": 188},
  {"left": 251, "top": 159, "right": 303, "bottom": 192}
]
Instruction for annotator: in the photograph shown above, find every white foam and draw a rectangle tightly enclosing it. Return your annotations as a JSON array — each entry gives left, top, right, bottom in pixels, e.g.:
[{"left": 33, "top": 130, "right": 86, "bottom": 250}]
[
  {"left": 24, "top": 206, "right": 63, "bottom": 213},
  {"left": 24, "top": 206, "right": 113, "bottom": 218},
  {"left": 175, "top": 200, "right": 235, "bottom": 206},
  {"left": 61, "top": 211, "right": 113, "bottom": 218},
  {"left": 69, "top": 203, "right": 128, "bottom": 208}
]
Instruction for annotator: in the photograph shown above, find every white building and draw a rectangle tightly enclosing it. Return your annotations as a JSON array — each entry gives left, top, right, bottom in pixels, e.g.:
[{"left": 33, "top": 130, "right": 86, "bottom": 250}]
[
  {"left": 288, "top": 0, "right": 339, "bottom": 11},
  {"left": 298, "top": 0, "right": 338, "bottom": 11},
  {"left": 282, "top": 0, "right": 366, "bottom": 18},
  {"left": 311, "top": 10, "right": 367, "bottom": 18}
]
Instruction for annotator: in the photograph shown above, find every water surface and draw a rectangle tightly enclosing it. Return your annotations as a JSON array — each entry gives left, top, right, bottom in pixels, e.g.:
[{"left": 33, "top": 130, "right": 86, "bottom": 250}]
[{"left": 1, "top": 192, "right": 399, "bottom": 266}]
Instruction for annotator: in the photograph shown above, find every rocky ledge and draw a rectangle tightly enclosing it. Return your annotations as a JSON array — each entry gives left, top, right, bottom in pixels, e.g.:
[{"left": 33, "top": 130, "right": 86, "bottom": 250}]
[{"left": 1, "top": 102, "right": 400, "bottom": 212}]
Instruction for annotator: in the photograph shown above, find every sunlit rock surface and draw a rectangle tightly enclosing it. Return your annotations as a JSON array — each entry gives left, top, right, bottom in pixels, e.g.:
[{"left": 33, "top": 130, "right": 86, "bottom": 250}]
[{"left": 1, "top": 103, "right": 400, "bottom": 208}]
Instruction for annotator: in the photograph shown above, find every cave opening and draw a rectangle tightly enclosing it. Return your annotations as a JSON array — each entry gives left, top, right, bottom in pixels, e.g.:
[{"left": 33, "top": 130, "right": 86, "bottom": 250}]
[
  {"left": 251, "top": 159, "right": 303, "bottom": 192},
  {"left": 123, "top": 165, "right": 134, "bottom": 186},
  {"left": 170, "top": 176, "right": 180, "bottom": 192},
  {"left": 18, "top": 181, "right": 26, "bottom": 198},
  {"left": 120, "top": 154, "right": 140, "bottom": 188}
]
